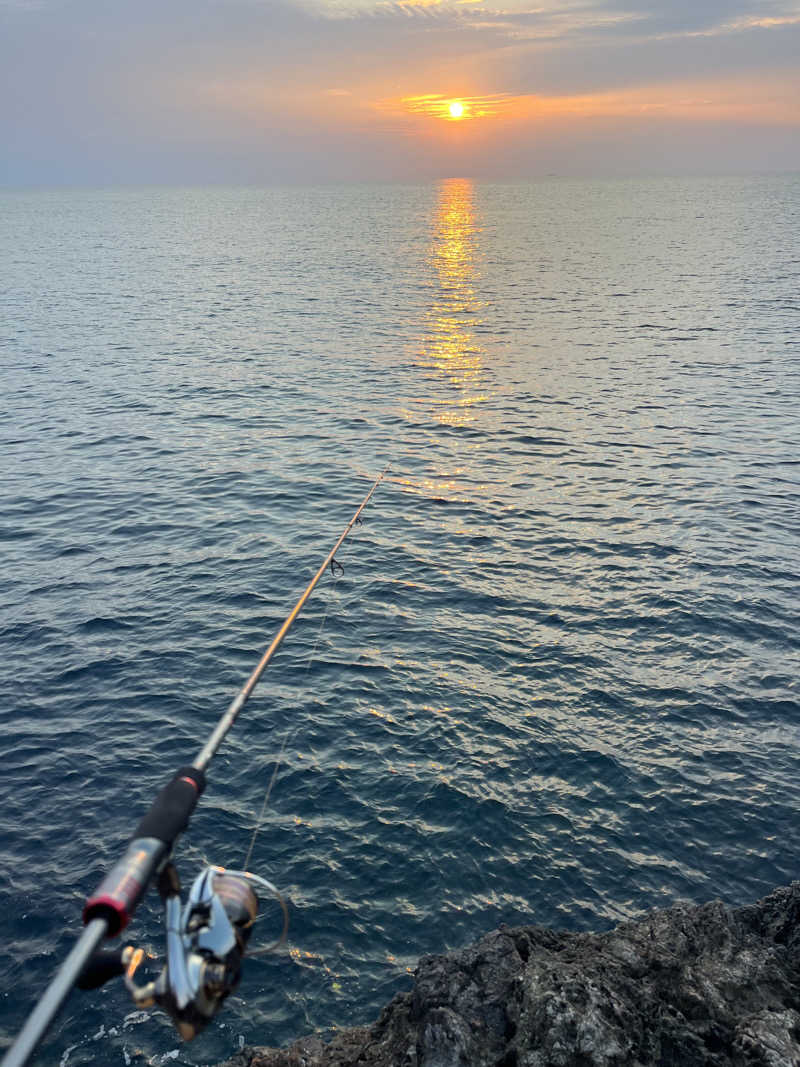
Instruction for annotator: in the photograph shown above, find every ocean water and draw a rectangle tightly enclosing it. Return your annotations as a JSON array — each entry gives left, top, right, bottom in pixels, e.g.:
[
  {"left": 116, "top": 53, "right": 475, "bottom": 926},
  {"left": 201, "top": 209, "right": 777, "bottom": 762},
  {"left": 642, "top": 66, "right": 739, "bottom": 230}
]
[{"left": 1, "top": 175, "right": 798, "bottom": 1065}]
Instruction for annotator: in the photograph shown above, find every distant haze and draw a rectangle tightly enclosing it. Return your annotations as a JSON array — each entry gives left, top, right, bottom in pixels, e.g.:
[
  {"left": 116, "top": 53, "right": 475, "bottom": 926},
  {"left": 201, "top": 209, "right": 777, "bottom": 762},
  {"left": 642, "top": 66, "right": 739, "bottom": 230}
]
[{"left": 1, "top": 0, "right": 799, "bottom": 186}]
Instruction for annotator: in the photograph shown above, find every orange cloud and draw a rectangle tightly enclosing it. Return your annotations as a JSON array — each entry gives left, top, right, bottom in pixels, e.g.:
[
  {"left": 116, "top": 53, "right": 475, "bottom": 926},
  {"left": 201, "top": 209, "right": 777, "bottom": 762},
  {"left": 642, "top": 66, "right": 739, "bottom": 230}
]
[
  {"left": 381, "top": 93, "right": 521, "bottom": 120},
  {"left": 378, "top": 74, "right": 800, "bottom": 127},
  {"left": 524, "top": 76, "right": 800, "bottom": 125}
]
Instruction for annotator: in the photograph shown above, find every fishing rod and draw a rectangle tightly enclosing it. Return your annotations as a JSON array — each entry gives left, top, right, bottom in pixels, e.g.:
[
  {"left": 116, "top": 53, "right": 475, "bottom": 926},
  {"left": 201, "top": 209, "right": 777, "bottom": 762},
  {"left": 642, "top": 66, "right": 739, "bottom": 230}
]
[{"left": 2, "top": 466, "right": 389, "bottom": 1067}]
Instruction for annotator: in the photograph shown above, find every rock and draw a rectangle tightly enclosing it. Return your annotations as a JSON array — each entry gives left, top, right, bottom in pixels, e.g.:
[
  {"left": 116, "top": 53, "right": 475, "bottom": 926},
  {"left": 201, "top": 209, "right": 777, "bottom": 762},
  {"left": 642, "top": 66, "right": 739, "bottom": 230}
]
[{"left": 220, "top": 883, "right": 800, "bottom": 1067}]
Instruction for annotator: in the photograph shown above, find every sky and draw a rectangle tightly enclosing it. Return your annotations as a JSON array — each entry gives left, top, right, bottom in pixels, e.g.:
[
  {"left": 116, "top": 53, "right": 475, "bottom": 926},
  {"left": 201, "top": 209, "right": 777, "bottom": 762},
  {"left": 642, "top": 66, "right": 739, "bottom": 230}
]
[{"left": 1, "top": 0, "right": 799, "bottom": 185}]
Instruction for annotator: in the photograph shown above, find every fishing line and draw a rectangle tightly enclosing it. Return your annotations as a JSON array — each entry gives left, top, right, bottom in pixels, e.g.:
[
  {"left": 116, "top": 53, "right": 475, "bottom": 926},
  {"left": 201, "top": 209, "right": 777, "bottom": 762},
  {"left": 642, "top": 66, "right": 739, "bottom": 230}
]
[
  {"left": 240, "top": 519, "right": 374, "bottom": 953},
  {"left": 242, "top": 567, "right": 342, "bottom": 874}
]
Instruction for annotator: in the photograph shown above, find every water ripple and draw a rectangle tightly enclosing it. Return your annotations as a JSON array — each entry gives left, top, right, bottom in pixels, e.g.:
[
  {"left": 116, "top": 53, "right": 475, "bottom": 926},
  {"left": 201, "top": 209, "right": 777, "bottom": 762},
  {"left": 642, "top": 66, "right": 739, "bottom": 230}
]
[{"left": 1, "top": 175, "right": 798, "bottom": 1065}]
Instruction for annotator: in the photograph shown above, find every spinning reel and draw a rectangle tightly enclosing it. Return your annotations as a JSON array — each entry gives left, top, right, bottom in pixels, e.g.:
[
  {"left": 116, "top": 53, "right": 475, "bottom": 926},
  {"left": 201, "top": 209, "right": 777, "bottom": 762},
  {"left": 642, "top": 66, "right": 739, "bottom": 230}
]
[{"left": 79, "top": 861, "right": 287, "bottom": 1039}]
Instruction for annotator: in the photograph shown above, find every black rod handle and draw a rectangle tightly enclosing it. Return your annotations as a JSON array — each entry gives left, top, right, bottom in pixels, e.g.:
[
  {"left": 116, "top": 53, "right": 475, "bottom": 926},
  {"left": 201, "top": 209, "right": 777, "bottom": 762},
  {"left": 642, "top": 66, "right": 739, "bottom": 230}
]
[{"left": 83, "top": 766, "right": 205, "bottom": 936}]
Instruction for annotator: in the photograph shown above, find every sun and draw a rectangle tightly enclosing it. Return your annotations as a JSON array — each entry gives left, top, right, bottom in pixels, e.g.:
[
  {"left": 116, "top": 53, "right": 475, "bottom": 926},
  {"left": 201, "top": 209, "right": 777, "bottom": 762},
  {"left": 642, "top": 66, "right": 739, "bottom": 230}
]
[{"left": 448, "top": 100, "right": 464, "bottom": 119}]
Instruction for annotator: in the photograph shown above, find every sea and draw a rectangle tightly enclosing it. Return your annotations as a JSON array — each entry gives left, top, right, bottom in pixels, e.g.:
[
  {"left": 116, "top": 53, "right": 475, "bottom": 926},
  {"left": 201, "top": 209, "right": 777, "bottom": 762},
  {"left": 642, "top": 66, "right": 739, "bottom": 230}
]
[{"left": 1, "top": 175, "right": 798, "bottom": 1065}]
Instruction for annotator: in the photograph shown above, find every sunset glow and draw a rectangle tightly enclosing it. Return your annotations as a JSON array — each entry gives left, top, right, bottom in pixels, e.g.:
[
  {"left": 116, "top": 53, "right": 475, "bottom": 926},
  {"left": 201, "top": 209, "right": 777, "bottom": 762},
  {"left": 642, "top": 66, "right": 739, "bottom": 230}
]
[
  {"left": 371, "top": 75, "right": 800, "bottom": 137},
  {"left": 397, "top": 95, "right": 508, "bottom": 122},
  {"left": 2, "top": 0, "right": 799, "bottom": 184}
]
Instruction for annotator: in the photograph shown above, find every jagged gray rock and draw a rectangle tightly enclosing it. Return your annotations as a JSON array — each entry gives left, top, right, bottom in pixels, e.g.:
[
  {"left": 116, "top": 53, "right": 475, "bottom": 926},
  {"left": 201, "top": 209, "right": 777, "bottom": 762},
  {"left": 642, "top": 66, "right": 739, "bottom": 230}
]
[{"left": 220, "top": 883, "right": 800, "bottom": 1067}]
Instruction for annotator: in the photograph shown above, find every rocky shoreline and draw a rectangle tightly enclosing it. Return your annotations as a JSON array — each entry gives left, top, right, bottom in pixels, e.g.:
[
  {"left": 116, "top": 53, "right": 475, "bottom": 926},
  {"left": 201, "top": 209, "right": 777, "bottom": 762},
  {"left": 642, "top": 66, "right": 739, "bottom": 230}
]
[{"left": 221, "top": 883, "right": 800, "bottom": 1066}]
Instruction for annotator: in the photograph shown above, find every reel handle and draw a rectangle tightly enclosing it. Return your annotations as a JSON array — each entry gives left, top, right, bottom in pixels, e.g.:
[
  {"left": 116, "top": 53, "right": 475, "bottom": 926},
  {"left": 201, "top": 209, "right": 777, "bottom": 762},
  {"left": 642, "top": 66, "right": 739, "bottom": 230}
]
[{"left": 76, "top": 949, "right": 129, "bottom": 990}]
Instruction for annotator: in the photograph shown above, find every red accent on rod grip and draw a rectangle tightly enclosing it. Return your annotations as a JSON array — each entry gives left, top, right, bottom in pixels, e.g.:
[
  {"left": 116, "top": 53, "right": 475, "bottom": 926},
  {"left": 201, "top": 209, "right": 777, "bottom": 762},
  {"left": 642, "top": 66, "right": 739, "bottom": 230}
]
[
  {"left": 83, "top": 838, "right": 166, "bottom": 937},
  {"left": 82, "top": 894, "right": 131, "bottom": 935}
]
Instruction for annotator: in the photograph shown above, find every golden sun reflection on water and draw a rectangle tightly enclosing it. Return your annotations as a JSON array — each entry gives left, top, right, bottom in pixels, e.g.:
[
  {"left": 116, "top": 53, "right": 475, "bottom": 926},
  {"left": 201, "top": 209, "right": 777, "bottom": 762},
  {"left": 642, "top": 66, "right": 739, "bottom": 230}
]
[{"left": 408, "top": 177, "right": 488, "bottom": 430}]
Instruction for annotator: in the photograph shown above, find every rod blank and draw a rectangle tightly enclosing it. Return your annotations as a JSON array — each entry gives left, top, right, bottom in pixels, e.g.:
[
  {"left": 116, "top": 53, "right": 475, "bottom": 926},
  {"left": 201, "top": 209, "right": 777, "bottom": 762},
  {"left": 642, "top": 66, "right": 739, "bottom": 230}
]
[
  {"left": 1, "top": 920, "right": 108, "bottom": 1067},
  {"left": 194, "top": 465, "right": 389, "bottom": 771}
]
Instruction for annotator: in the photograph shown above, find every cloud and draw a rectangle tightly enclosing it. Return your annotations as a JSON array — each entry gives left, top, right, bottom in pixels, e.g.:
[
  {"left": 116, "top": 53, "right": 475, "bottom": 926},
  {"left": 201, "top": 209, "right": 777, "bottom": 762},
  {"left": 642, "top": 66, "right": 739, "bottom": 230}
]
[
  {"left": 377, "top": 70, "right": 800, "bottom": 127},
  {"left": 605, "top": 0, "right": 800, "bottom": 35},
  {"left": 396, "top": 92, "right": 519, "bottom": 118},
  {"left": 1, "top": 0, "right": 799, "bottom": 185}
]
